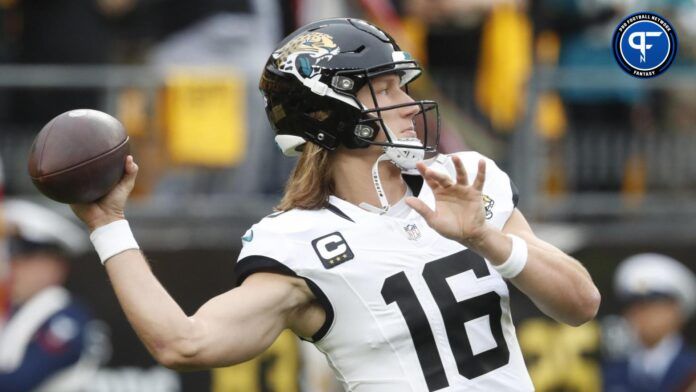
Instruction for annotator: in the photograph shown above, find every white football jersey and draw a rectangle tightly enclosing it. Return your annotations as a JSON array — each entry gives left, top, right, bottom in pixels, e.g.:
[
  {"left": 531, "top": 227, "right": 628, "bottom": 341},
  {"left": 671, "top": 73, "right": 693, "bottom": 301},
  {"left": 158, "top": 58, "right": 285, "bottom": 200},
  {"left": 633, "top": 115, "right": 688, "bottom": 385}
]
[{"left": 235, "top": 152, "right": 534, "bottom": 392}]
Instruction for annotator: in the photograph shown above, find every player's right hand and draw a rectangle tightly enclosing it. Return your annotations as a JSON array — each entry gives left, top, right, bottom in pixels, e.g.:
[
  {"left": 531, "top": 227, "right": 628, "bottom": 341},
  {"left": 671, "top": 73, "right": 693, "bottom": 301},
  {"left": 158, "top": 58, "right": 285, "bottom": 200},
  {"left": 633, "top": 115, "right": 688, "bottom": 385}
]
[{"left": 70, "top": 155, "right": 138, "bottom": 232}]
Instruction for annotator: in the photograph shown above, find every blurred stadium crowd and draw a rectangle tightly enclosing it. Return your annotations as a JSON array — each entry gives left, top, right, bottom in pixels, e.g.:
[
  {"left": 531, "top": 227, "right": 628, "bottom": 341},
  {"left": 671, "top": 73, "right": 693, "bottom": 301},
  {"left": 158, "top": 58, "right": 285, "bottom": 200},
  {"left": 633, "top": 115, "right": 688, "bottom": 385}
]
[{"left": 1, "top": 0, "right": 696, "bottom": 391}]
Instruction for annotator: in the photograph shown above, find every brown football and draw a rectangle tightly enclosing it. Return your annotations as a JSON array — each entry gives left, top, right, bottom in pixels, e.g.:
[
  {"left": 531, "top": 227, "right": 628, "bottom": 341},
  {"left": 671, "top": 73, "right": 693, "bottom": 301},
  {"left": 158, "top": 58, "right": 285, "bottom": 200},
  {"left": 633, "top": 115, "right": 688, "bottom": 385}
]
[{"left": 28, "top": 109, "right": 130, "bottom": 204}]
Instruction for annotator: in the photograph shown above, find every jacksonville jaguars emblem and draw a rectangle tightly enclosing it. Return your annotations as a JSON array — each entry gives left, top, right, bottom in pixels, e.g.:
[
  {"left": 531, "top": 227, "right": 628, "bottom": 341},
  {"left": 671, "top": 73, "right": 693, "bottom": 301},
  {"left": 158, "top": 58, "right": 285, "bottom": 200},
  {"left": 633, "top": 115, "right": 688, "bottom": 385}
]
[
  {"left": 483, "top": 194, "right": 495, "bottom": 220},
  {"left": 273, "top": 32, "right": 340, "bottom": 79}
]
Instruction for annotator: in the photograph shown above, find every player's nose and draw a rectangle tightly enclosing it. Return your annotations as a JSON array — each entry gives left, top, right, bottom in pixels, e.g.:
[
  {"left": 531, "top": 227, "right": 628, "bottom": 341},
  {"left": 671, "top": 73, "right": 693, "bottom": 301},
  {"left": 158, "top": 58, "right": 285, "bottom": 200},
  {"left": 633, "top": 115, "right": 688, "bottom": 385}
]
[
  {"left": 400, "top": 99, "right": 420, "bottom": 120},
  {"left": 394, "top": 87, "right": 416, "bottom": 113}
]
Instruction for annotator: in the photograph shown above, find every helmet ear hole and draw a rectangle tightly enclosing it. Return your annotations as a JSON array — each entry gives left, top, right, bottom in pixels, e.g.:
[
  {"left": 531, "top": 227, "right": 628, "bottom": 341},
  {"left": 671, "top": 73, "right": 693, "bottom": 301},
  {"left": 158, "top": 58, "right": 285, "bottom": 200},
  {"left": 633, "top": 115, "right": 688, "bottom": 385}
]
[{"left": 307, "top": 110, "right": 331, "bottom": 122}]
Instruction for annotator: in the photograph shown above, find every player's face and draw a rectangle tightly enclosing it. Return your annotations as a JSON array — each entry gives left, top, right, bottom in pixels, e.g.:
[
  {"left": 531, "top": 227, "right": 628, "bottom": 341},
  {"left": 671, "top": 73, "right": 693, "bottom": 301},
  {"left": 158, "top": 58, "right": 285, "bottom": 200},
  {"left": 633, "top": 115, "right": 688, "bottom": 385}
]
[{"left": 356, "top": 74, "right": 420, "bottom": 145}]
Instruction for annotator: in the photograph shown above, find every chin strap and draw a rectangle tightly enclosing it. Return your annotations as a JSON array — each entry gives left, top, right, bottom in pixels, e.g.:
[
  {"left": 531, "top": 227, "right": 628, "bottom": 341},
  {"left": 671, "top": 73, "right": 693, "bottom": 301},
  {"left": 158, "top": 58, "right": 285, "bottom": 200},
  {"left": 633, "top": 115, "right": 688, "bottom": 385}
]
[
  {"left": 383, "top": 137, "right": 425, "bottom": 171},
  {"left": 359, "top": 154, "right": 392, "bottom": 214},
  {"left": 358, "top": 130, "right": 426, "bottom": 214}
]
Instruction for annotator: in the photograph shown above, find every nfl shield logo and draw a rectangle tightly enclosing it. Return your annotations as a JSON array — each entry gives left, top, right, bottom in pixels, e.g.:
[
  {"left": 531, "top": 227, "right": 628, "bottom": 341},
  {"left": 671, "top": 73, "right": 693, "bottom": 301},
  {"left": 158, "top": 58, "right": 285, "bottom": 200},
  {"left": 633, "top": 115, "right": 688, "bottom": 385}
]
[{"left": 404, "top": 224, "right": 421, "bottom": 241}]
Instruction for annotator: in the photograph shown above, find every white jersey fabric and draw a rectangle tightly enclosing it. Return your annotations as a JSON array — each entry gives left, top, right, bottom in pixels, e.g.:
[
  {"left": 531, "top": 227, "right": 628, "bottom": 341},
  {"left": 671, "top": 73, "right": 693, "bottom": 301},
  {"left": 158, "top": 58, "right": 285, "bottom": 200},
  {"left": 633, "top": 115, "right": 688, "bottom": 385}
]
[{"left": 234, "top": 152, "right": 534, "bottom": 391}]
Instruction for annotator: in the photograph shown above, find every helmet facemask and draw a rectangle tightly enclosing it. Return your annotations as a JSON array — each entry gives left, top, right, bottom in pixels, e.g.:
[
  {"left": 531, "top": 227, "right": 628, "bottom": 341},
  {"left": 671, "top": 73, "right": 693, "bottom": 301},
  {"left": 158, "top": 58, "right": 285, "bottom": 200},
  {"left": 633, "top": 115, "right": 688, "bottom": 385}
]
[
  {"left": 332, "top": 59, "right": 440, "bottom": 171},
  {"left": 325, "top": 59, "right": 441, "bottom": 214}
]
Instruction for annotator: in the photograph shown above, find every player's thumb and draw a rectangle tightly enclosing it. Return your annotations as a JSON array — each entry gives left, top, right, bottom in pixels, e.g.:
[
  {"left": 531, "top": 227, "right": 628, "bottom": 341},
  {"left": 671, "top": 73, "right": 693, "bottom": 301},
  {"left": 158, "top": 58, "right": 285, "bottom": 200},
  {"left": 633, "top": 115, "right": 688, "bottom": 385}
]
[
  {"left": 109, "top": 155, "right": 138, "bottom": 200},
  {"left": 118, "top": 156, "right": 138, "bottom": 192},
  {"left": 406, "top": 197, "right": 434, "bottom": 221}
]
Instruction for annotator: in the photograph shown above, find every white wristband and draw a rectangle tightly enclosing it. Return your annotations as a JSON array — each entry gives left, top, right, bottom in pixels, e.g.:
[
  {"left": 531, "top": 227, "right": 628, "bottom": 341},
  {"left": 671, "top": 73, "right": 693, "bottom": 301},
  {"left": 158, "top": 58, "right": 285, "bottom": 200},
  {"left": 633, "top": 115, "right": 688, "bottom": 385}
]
[
  {"left": 493, "top": 234, "right": 528, "bottom": 279},
  {"left": 89, "top": 220, "right": 139, "bottom": 265}
]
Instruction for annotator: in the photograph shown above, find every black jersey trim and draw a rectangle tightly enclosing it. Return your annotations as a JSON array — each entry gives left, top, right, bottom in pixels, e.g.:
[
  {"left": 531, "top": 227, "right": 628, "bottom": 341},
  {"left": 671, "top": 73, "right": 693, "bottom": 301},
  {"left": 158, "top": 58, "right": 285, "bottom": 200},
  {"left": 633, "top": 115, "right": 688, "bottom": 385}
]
[
  {"left": 325, "top": 203, "right": 355, "bottom": 223},
  {"left": 510, "top": 179, "right": 520, "bottom": 208},
  {"left": 300, "top": 278, "right": 333, "bottom": 342},
  {"left": 265, "top": 210, "right": 290, "bottom": 219},
  {"left": 402, "top": 174, "right": 424, "bottom": 196},
  {"left": 232, "top": 255, "right": 335, "bottom": 342},
  {"left": 232, "top": 255, "right": 294, "bottom": 286}
]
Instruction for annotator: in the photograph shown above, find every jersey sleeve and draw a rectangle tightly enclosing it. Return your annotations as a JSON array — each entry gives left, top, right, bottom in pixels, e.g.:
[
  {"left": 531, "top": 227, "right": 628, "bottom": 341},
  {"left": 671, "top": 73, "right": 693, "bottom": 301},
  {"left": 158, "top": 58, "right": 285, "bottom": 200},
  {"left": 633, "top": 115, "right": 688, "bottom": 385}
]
[
  {"left": 449, "top": 151, "right": 519, "bottom": 227},
  {"left": 232, "top": 218, "right": 335, "bottom": 343},
  {"left": 233, "top": 222, "right": 297, "bottom": 287}
]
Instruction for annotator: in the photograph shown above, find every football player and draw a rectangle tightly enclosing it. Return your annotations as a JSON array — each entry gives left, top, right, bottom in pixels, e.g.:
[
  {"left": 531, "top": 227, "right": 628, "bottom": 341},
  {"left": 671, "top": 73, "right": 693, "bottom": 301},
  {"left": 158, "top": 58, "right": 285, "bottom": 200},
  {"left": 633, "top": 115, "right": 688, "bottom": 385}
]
[{"left": 69, "top": 18, "right": 600, "bottom": 391}]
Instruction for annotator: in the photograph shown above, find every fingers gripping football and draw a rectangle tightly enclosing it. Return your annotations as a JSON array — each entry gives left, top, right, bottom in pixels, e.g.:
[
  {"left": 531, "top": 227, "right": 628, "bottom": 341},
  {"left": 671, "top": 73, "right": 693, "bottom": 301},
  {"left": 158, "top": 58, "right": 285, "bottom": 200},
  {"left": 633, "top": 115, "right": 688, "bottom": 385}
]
[
  {"left": 70, "top": 156, "right": 139, "bottom": 232},
  {"left": 406, "top": 157, "right": 489, "bottom": 245}
]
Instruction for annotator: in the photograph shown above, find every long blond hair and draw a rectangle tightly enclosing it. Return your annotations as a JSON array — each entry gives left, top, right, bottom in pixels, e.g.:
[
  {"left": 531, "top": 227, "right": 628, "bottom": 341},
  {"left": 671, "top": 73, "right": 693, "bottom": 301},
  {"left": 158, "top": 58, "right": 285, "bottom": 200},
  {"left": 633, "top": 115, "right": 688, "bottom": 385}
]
[{"left": 276, "top": 142, "right": 335, "bottom": 211}]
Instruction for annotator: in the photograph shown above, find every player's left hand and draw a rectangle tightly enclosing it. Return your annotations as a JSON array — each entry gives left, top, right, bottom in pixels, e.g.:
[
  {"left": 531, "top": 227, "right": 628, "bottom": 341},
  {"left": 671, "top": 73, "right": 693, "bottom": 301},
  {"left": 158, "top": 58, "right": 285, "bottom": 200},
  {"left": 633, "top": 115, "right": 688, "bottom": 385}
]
[{"left": 406, "top": 156, "right": 490, "bottom": 247}]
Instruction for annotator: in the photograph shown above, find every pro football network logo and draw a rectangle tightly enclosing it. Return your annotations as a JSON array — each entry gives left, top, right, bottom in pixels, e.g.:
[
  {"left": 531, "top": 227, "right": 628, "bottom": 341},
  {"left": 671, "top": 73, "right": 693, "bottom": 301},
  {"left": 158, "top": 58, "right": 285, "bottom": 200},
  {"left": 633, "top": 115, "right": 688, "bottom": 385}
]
[{"left": 612, "top": 12, "right": 677, "bottom": 78}]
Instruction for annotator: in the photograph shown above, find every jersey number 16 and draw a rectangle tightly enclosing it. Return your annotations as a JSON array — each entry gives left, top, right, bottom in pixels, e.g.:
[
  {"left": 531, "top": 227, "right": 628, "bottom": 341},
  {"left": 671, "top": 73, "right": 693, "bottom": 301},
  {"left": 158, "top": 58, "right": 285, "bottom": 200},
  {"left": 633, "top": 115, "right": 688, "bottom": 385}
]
[{"left": 381, "top": 250, "right": 510, "bottom": 391}]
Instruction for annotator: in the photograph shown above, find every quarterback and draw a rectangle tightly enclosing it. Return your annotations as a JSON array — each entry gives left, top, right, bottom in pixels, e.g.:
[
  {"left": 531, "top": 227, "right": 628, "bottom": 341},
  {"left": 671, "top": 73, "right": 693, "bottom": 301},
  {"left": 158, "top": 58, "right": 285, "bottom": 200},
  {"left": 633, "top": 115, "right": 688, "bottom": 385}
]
[{"left": 70, "top": 18, "right": 600, "bottom": 391}]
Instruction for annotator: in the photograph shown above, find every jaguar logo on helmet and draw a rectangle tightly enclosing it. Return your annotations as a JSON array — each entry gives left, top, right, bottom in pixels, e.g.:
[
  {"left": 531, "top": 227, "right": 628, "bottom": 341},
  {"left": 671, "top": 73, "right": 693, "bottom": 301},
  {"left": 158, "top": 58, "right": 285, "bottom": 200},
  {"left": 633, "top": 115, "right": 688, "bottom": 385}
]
[{"left": 273, "top": 32, "right": 340, "bottom": 78}]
